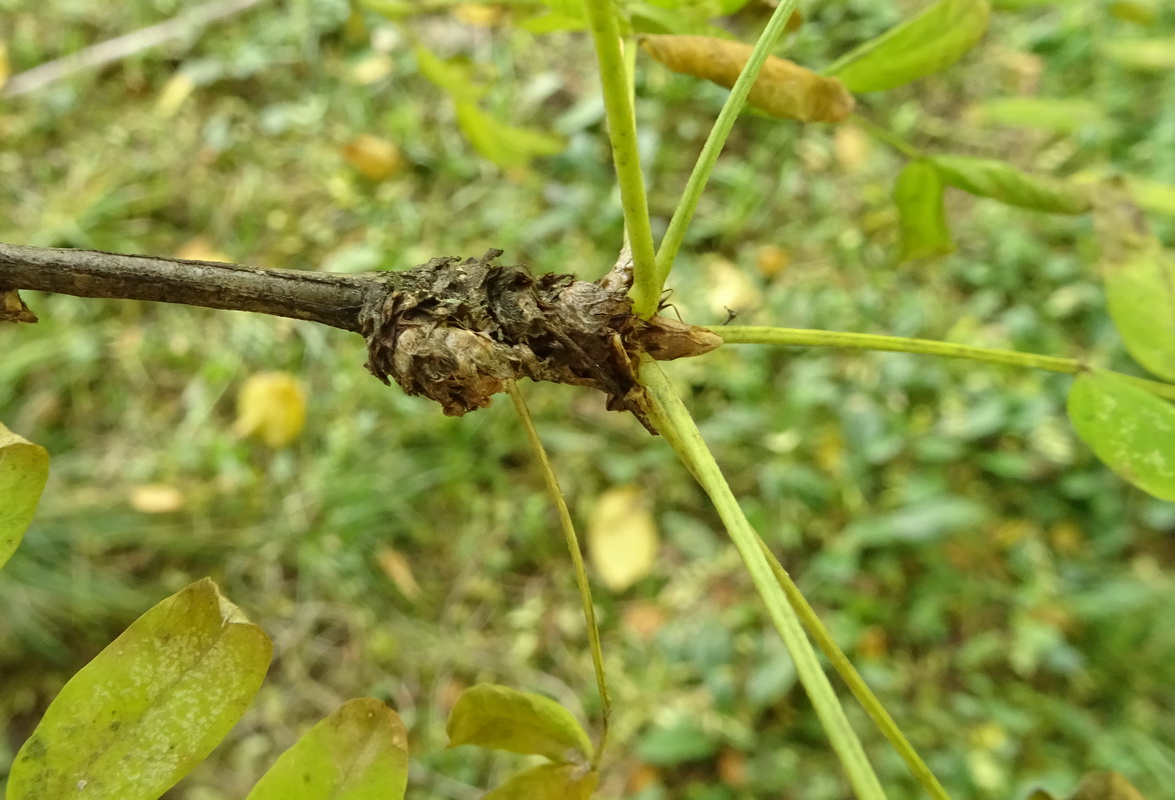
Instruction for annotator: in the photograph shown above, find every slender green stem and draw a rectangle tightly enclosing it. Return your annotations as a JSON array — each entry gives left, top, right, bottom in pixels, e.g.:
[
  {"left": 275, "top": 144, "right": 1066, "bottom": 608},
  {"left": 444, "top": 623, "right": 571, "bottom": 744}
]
[
  {"left": 712, "top": 326, "right": 1175, "bottom": 400},
  {"left": 850, "top": 113, "right": 924, "bottom": 160},
  {"left": 582, "top": 0, "right": 658, "bottom": 317},
  {"left": 507, "top": 381, "right": 611, "bottom": 768},
  {"left": 642, "top": 360, "right": 887, "bottom": 800},
  {"left": 715, "top": 326, "right": 1077, "bottom": 370},
  {"left": 653, "top": 0, "right": 800, "bottom": 301},
  {"left": 757, "top": 540, "right": 953, "bottom": 800}
]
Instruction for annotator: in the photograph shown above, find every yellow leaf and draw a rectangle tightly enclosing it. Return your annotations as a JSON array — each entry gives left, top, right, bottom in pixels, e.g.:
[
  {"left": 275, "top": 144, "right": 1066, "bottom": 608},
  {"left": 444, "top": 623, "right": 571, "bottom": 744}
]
[
  {"left": 0, "top": 42, "right": 10, "bottom": 89},
  {"left": 376, "top": 547, "right": 422, "bottom": 601},
  {"left": 453, "top": 3, "right": 504, "bottom": 26},
  {"left": 639, "top": 34, "right": 855, "bottom": 123},
  {"left": 834, "top": 123, "right": 872, "bottom": 172},
  {"left": 755, "top": 245, "right": 791, "bottom": 278},
  {"left": 128, "top": 484, "right": 185, "bottom": 514},
  {"left": 174, "top": 236, "right": 232, "bottom": 263},
  {"left": 156, "top": 73, "right": 195, "bottom": 118},
  {"left": 342, "top": 134, "right": 404, "bottom": 181},
  {"left": 234, "top": 372, "right": 307, "bottom": 448},
  {"left": 707, "top": 257, "right": 763, "bottom": 315},
  {"left": 349, "top": 54, "right": 395, "bottom": 85},
  {"left": 589, "top": 486, "right": 658, "bottom": 592}
]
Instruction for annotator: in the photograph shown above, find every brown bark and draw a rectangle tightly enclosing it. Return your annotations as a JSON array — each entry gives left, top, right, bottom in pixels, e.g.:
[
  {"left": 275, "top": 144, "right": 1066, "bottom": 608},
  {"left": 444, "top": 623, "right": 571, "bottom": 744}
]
[{"left": 0, "top": 243, "right": 374, "bottom": 331}]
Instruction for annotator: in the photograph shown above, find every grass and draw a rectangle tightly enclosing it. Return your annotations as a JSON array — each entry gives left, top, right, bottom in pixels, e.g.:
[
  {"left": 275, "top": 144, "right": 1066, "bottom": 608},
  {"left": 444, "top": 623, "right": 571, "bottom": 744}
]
[{"left": 2, "top": 1, "right": 1175, "bottom": 798}]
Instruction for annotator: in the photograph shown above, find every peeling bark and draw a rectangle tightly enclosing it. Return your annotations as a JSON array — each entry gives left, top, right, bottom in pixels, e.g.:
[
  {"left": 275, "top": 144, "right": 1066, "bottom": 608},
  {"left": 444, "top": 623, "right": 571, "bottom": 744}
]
[{"left": 1, "top": 242, "right": 720, "bottom": 432}]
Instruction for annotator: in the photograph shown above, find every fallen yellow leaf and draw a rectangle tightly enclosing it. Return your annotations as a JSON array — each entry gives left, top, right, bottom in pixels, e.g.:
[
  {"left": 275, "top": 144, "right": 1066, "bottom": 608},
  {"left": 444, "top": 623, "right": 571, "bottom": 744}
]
[
  {"left": 453, "top": 3, "right": 504, "bottom": 26},
  {"left": 234, "top": 372, "right": 307, "bottom": 449},
  {"left": 707, "top": 258, "right": 763, "bottom": 315},
  {"left": 834, "top": 124, "right": 872, "bottom": 172},
  {"left": 588, "top": 486, "right": 658, "bottom": 592},
  {"left": 349, "top": 54, "right": 395, "bottom": 85},
  {"left": 129, "top": 484, "right": 185, "bottom": 514},
  {"left": 342, "top": 135, "right": 404, "bottom": 181},
  {"left": 174, "top": 236, "right": 232, "bottom": 264},
  {"left": 156, "top": 73, "right": 195, "bottom": 118},
  {"left": 376, "top": 547, "right": 423, "bottom": 602}
]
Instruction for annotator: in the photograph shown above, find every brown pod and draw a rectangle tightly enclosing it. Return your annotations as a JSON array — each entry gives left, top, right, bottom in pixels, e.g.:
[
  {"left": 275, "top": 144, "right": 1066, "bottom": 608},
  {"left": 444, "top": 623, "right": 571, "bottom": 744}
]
[{"left": 640, "top": 34, "right": 855, "bottom": 123}]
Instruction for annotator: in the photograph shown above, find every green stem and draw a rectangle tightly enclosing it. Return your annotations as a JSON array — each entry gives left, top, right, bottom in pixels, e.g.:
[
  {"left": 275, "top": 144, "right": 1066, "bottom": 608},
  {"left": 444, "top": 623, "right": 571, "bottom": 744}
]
[
  {"left": 757, "top": 540, "right": 953, "bottom": 800},
  {"left": 582, "top": 0, "right": 658, "bottom": 317},
  {"left": 642, "top": 360, "right": 887, "bottom": 800},
  {"left": 850, "top": 113, "right": 923, "bottom": 160},
  {"left": 653, "top": 0, "right": 800, "bottom": 304},
  {"left": 712, "top": 326, "right": 1175, "bottom": 400},
  {"left": 507, "top": 382, "right": 611, "bottom": 768}
]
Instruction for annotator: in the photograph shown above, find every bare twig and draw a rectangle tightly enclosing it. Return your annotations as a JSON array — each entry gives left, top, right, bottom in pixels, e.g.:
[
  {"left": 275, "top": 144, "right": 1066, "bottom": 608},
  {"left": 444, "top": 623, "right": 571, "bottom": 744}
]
[
  {"left": 1, "top": 0, "right": 270, "bottom": 98},
  {"left": 0, "top": 242, "right": 373, "bottom": 331}
]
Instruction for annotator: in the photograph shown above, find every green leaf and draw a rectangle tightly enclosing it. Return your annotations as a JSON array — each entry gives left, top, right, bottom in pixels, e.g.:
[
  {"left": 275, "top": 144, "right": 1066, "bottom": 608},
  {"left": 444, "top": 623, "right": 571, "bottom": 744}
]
[
  {"left": 894, "top": 160, "right": 954, "bottom": 261},
  {"left": 482, "top": 763, "right": 598, "bottom": 800},
  {"left": 824, "top": 0, "right": 991, "bottom": 92},
  {"left": 629, "top": 5, "right": 736, "bottom": 37},
  {"left": 0, "top": 422, "right": 48, "bottom": 570},
  {"left": 8, "top": 578, "right": 272, "bottom": 800},
  {"left": 445, "top": 684, "right": 593, "bottom": 762},
  {"left": 1067, "top": 371, "right": 1175, "bottom": 502},
  {"left": 1125, "top": 175, "right": 1175, "bottom": 217},
  {"left": 931, "top": 155, "right": 1091, "bottom": 214},
  {"left": 245, "top": 698, "right": 408, "bottom": 800},
  {"left": 1102, "top": 38, "right": 1175, "bottom": 72},
  {"left": 454, "top": 102, "right": 565, "bottom": 170},
  {"left": 517, "top": 0, "right": 586, "bottom": 33},
  {"left": 519, "top": 12, "right": 587, "bottom": 32},
  {"left": 414, "top": 45, "right": 486, "bottom": 103},
  {"left": 1107, "top": 0, "right": 1159, "bottom": 26},
  {"left": 1094, "top": 191, "right": 1175, "bottom": 381},
  {"left": 359, "top": 0, "right": 414, "bottom": 20},
  {"left": 972, "top": 97, "right": 1108, "bottom": 135}
]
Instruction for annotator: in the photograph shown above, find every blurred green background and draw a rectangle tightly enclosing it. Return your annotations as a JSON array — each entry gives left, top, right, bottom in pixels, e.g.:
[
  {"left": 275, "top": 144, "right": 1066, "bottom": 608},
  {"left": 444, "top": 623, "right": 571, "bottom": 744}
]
[{"left": 2, "top": 1, "right": 1174, "bottom": 798}]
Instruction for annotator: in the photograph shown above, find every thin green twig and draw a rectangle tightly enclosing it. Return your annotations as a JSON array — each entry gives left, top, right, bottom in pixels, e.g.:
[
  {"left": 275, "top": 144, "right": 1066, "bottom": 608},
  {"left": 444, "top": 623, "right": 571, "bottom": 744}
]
[
  {"left": 712, "top": 326, "right": 1175, "bottom": 400},
  {"left": 757, "top": 540, "right": 952, "bottom": 800},
  {"left": 582, "top": 0, "right": 658, "bottom": 317},
  {"left": 642, "top": 360, "right": 887, "bottom": 800},
  {"left": 850, "top": 113, "right": 924, "bottom": 159},
  {"left": 507, "top": 381, "right": 611, "bottom": 768},
  {"left": 653, "top": 0, "right": 800, "bottom": 301}
]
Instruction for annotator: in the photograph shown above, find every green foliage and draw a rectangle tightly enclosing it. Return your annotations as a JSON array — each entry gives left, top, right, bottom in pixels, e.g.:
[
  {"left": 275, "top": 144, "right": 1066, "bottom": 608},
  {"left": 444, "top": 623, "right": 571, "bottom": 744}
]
[
  {"left": 1094, "top": 193, "right": 1175, "bottom": 382},
  {"left": 971, "top": 97, "right": 1108, "bottom": 136},
  {"left": 932, "top": 156, "right": 1092, "bottom": 215},
  {"left": 894, "top": 160, "right": 954, "bottom": 261},
  {"left": 454, "top": 102, "right": 567, "bottom": 171},
  {"left": 7, "top": 579, "right": 271, "bottom": 800},
  {"left": 445, "top": 684, "right": 593, "bottom": 763},
  {"left": 824, "top": 0, "right": 991, "bottom": 92},
  {"left": 1067, "top": 371, "right": 1175, "bottom": 502},
  {"left": 1101, "top": 38, "right": 1175, "bottom": 72},
  {"left": 4, "top": 0, "right": 1175, "bottom": 797},
  {"left": 245, "top": 698, "right": 409, "bottom": 800},
  {"left": 481, "top": 762, "right": 598, "bottom": 800},
  {"left": 411, "top": 43, "right": 565, "bottom": 171},
  {"left": 0, "top": 422, "right": 47, "bottom": 570},
  {"left": 444, "top": 683, "right": 599, "bottom": 797}
]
